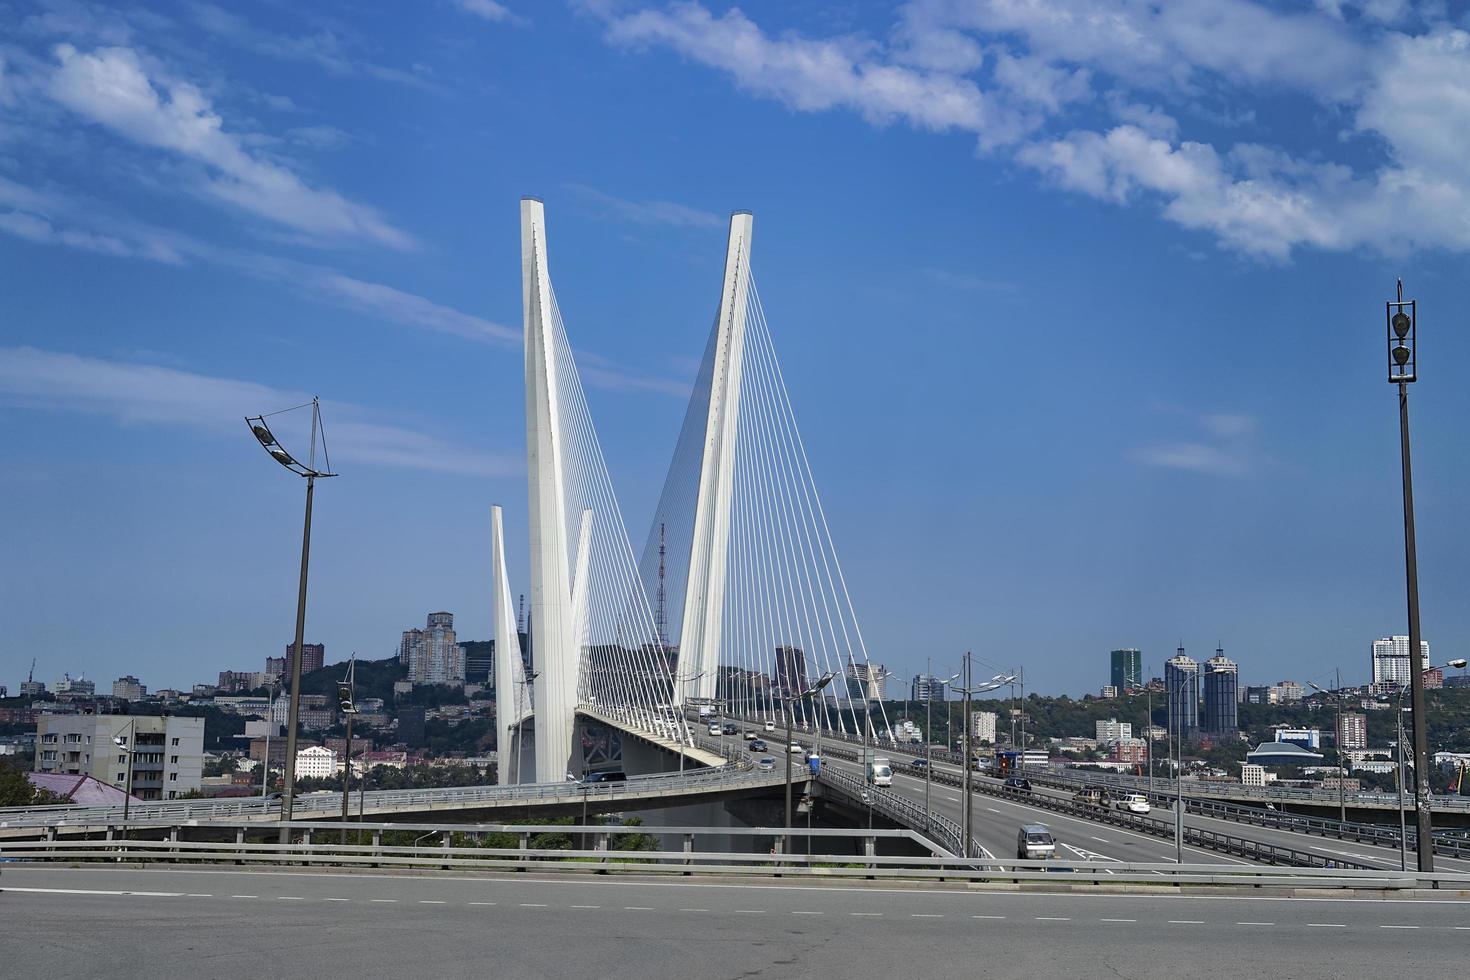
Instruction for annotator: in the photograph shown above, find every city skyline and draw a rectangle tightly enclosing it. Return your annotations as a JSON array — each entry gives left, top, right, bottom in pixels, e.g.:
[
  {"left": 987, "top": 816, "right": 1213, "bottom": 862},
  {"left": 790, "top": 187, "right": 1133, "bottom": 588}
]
[{"left": 5, "top": 3, "right": 1470, "bottom": 694}]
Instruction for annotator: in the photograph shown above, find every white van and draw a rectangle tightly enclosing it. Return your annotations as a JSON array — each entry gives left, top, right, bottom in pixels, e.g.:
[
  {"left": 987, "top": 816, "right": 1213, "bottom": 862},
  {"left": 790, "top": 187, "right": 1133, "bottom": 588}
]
[{"left": 1016, "top": 824, "right": 1056, "bottom": 860}]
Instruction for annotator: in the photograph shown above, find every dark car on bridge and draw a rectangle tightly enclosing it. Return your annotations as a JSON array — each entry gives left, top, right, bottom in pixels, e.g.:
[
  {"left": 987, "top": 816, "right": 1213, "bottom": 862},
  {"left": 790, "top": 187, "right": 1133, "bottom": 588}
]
[
  {"left": 1003, "top": 776, "right": 1032, "bottom": 794},
  {"left": 749, "top": 739, "right": 768, "bottom": 752}
]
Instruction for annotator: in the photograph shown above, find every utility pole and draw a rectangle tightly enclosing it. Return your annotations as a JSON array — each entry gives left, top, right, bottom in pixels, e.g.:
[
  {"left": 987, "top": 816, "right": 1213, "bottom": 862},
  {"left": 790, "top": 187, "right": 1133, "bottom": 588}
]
[
  {"left": 338, "top": 656, "right": 357, "bottom": 845},
  {"left": 962, "top": 653, "right": 972, "bottom": 858}
]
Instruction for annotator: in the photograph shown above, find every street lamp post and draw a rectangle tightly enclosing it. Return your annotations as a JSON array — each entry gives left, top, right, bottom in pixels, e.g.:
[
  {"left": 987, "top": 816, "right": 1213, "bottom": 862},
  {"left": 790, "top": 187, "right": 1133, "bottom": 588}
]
[
  {"left": 781, "top": 672, "right": 836, "bottom": 856},
  {"left": 1384, "top": 282, "right": 1436, "bottom": 873},
  {"left": 923, "top": 661, "right": 961, "bottom": 830},
  {"left": 1308, "top": 682, "right": 1347, "bottom": 826},
  {"left": 113, "top": 719, "right": 136, "bottom": 823},
  {"left": 247, "top": 399, "right": 336, "bottom": 841},
  {"left": 950, "top": 659, "right": 1016, "bottom": 859},
  {"left": 337, "top": 656, "right": 357, "bottom": 845},
  {"left": 510, "top": 669, "right": 540, "bottom": 786}
]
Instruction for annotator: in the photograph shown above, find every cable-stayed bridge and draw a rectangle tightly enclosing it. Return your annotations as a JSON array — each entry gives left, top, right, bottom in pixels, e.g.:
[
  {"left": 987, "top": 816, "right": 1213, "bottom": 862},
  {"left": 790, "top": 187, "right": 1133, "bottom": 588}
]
[{"left": 502, "top": 199, "right": 891, "bottom": 784}]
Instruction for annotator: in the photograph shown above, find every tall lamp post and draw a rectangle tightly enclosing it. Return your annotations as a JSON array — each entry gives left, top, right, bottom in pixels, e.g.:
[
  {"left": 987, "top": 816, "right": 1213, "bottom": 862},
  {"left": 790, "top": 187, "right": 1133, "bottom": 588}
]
[
  {"left": 1308, "top": 681, "right": 1348, "bottom": 826},
  {"left": 113, "top": 719, "right": 136, "bottom": 822},
  {"left": 1384, "top": 282, "right": 1435, "bottom": 873},
  {"left": 781, "top": 672, "right": 836, "bottom": 855},
  {"left": 246, "top": 398, "right": 336, "bottom": 839},
  {"left": 337, "top": 656, "right": 357, "bottom": 844},
  {"left": 950, "top": 656, "right": 1016, "bottom": 859},
  {"left": 510, "top": 670, "right": 540, "bottom": 785},
  {"left": 923, "top": 661, "right": 961, "bottom": 829}
]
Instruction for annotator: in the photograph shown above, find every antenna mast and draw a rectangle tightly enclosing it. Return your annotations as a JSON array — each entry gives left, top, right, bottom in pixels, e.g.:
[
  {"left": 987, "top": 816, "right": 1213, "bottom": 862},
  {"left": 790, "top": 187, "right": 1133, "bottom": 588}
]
[{"left": 655, "top": 521, "right": 668, "bottom": 647}]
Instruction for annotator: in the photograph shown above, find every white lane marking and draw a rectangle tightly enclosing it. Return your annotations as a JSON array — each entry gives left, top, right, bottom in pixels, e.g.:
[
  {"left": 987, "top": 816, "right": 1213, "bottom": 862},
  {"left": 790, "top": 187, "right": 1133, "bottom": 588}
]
[
  {"left": 1308, "top": 923, "right": 1346, "bottom": 928},
  {"left": 973, "top": 915, "right": 1006, "bottom": 919},
  {"left": 569, "top": 905, "right": 599, "bottom": 909},
  {"left": 323, "top": 898, "right": 350, "bottom": 902},
  {"left": 679, "top": 908, "right": 709, "bottom": 912},
  {"left": 278, "top": 897, "right": 304, "bottom": 901},
  {"left": 1380, "top": 925, "right": 1419, "bottom": 929},
  {"left": 519, "top": 903, "right": 547, "bottom": 907},
  {"left": 946, "top": 796, "right": 962, "bottom": 802},
  {"left": 0, "top": 887, "right": 184, "bottom": 898},
  {"left": 911, "top": 913, "right": 944, "bottom": 917},
  {"left": 1090, "top": 837, "right": 1110, "bottom": 844},
  {"left": 19, "top": 864, "right": 1470, "bottom": 908},
  {"left": 624, "top": 906, "right": 654, "bottom": 911},
  {"left": 185, "top": 893, "right": 213, "bottom": 897},
  {"left": 1100, "top": 918, "right": 1136, "bottom": 923},
  {"left": 850, "top": 912, "right": 882, "bottom": 917},
  {"left": 230, "top": 895, "right": 258, "bottom": 899},
  {"left": 469, "top": 902, "right": 496, "bottom": 906},
  {"left": 369, "top": 899, "right": 397, "bottom": 903},
  {"left": 420, "top": 900, "right": 447, "bottom": 905},
  {"left": 734, "top": 909, "right": 766, "bottom": 914},
  {"left": 790, "top": 911, "right": 822, "bottom": 915},
  {"left": 1168, "top": 920, "right": 1204, "bottom": 924},
  {"left": 1035, "top": 916, "right": 1071, "bottom": 921},
  {"left": 986, "top": 808, "right": 1002, "bottom": 814},
  {"left": 1237, "top": 922, "right": 1274, "bottom": 926}
]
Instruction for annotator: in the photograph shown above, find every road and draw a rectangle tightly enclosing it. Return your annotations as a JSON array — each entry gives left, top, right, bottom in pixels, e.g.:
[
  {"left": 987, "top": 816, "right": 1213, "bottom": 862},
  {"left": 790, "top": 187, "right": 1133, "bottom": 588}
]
[
  {"left": 814, "top": 750, "right": 1252, "bottom": 866},
  {"left": 4, "top": 865, "right": 1467, "bottom": 979}
]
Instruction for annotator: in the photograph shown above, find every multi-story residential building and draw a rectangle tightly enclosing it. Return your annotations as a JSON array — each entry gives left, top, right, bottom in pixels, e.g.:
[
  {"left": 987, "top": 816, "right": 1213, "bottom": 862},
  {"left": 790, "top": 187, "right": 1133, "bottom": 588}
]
[
  {"left": 402, "top": 612, "right": 463, "bottom": 686},
  {"left": 1271, "top": 681, "right": 1304, "bottom": 703},
  {"left": 847, "top": 663, "right": 887, "bottom": 702},
  {"left": 773, "top": 646, "right": 808, "bottom": 697},
  {"left": 111, "top": 676, "right": 146, "bottom": 701},
  {"left": 1201, "top": 649, "right": 1239, "bottom": 734},
  {"left": 1099, "top": 685, "right": 1119, "bottom": 699},
  {"left": 283, "top": 643, "right": 326, "bottom": 675},
  {"left": 1423, "top": 668, "right": 1444, "bottom": 690},
  {"left": 1372, "top": 635, "right": 1429, "bottom": 687},
  {"left": 53, "top": 674, "right": 96, "bottom": 700},
  {"left": 911, "top": 674, "right": 948, "bottom": 702},
  {"left": 1165, "top": 649, "right": 1199, "bottom": 737},
  {"left": 1113, "top": 737, "right": 1147, "bottom": 764},
  {"left": 294, "top": 745, "right": 339, "bottom": 779},
  {"left": 1243, "top": 685, "right": 1271, "bottom": 705},
  {"left": 1095, "top": 718, "right": 1132, "bottom": 744},
  {"left": 1338, "top": 712, "right": 1368, "bottom": 751},
  {"left": 971, "top": 711, "right": 997, "bottom": 746},
  {"left": 20, "top": 678, "right": 46, "bottom": 697},
  {"left": 34, "top": 714, "right": 204, "bottom": 800},
  {"left": 264, "top": 656, "right": 288, "bottom": 683},
  {"left": 1110, "top": 648, "right": 1143, "bottom": 692},
  {"left": 1240, "top": 763, "right": 1268, "bottom": 787}
]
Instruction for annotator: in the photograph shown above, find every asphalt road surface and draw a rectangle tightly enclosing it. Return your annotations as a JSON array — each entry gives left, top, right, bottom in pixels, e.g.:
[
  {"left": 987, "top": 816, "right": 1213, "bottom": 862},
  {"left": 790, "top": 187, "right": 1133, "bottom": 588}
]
[{"left": 5, "top": 865, "right": 1468, "bottom": 980}]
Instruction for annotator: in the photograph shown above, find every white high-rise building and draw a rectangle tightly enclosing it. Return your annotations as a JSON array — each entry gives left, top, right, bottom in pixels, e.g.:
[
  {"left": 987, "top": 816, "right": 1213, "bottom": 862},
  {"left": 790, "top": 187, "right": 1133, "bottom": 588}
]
[
  {"left": 1372, "top": 635, "right": 1430, "bottom": 687},
  {"left": 403, "top": 612, "right": 465, "bottom": 686},
  {"left": 1096, "top": 718, "right": 1132, "bottom": 744},
  {"left": 971, "top": 710, "right": 997, "bottom": 745}
]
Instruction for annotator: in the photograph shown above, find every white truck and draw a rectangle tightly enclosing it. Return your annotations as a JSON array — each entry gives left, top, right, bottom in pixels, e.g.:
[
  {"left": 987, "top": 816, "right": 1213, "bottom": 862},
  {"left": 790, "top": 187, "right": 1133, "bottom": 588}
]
[{"left": 867, "top": 756, "right": 893, "bottom": 788}]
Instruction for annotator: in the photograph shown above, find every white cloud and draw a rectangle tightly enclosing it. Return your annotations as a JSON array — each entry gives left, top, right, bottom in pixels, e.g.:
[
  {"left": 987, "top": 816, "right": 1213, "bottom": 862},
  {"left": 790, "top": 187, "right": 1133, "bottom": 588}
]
[
  {"left": 46, "top": 44, "right": 415, "bottom": 250},
  {"left": 565, "top": 183, "right": 721, "bottom": 229},
  {"left": 604, "top": 4, "right": 1020, "bottom": 140},
  {"left": 0, "top": 346, "right": 518, "bottom": 477},
  {"left": 454, "top": 0, "right": 519, "bottom": 23},
  {"left": 1130, "top": 409, "right": 1258, "bottom": 476},
  {"left": 598, "top": 3, "right": 1470, "bottom": 260}
]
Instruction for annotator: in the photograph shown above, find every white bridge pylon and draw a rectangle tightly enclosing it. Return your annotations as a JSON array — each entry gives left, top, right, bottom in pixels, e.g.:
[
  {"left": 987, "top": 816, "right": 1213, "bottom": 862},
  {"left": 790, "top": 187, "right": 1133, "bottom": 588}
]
[
  {"left": 510, "top": 199, "right": 890, "bottom": 783},
  {"left": 519, "top": 197, "right": 685, "bottom": 782}
]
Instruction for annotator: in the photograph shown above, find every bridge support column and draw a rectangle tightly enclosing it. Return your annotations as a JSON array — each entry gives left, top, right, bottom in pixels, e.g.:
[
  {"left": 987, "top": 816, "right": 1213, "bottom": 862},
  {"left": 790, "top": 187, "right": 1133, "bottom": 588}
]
[{"left": 522, "top": 197, "right": 578, "bottom": 783}]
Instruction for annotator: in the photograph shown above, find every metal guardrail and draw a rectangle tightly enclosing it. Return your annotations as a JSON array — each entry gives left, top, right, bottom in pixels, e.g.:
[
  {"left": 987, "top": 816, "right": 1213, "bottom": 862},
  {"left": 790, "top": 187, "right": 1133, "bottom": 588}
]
[
  {"left": 1014, "top": 768, "right": 1470, "bottom": 859},
  {"left": 5, "top": 828, "right": 1468, "bottom": 890},
  {"left": 883, "top": 760, "right": 1374, "bottom": 870},
  {"left": 0, "top": 759, "right": 783, "bottom": 831}
]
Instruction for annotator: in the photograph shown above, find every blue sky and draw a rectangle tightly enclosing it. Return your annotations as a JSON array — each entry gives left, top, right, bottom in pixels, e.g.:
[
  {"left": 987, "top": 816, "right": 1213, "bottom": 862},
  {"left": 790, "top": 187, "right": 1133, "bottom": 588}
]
[{"left": 3, "top": 0, "right": 1470, "bottom": 697}]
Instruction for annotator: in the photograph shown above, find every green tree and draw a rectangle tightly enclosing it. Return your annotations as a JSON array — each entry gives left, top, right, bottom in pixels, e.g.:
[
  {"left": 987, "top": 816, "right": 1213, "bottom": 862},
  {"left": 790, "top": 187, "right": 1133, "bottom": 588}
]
[{"left": 0, "top": 758, "right": 60, "bottom": 807}]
